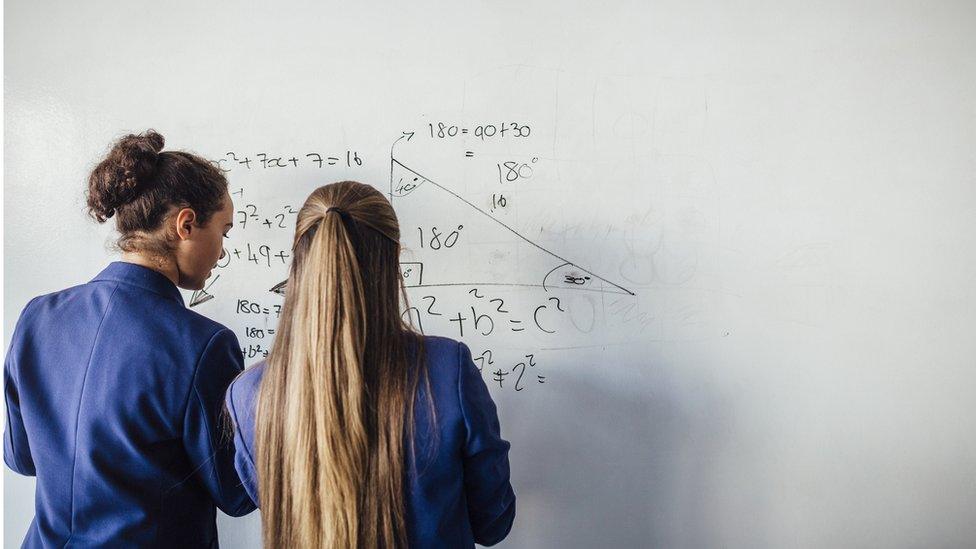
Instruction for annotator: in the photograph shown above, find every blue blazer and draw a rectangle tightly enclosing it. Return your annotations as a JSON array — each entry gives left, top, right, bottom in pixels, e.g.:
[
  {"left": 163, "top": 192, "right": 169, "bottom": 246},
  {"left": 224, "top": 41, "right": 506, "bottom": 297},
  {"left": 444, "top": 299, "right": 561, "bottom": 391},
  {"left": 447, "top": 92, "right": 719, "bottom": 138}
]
[
  {"left": 4, "top": 262, "right": 255, "bottom": 548},
  {"left": 226, "top": 335, "right": 516, "bottom": 547}
]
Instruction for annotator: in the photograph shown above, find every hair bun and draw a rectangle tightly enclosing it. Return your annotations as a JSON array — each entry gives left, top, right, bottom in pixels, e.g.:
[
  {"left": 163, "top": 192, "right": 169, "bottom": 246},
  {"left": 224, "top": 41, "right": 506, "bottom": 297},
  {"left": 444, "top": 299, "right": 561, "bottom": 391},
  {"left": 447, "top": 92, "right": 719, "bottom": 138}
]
[
  {"left": 87, "top": 130, "right": 165, "bottom": 222},
  {"left": 114, "top": 130, "right": 164, "bottom": 194}
]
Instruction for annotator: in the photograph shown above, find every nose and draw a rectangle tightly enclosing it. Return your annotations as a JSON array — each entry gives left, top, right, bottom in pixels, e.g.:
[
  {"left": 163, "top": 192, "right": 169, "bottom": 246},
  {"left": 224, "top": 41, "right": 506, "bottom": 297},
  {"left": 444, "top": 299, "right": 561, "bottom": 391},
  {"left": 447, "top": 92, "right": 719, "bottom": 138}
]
[{"left": 219, "top": 248, "right": 226, "bottom": 260}]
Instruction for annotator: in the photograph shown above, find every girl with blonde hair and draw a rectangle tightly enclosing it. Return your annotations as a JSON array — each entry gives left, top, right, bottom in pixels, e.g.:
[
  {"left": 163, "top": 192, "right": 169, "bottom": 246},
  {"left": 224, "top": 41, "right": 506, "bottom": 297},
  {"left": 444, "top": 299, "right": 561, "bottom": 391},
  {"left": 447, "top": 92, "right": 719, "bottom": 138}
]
[{"left": 226, "top": 181, "right": 516, "bottom": 547}]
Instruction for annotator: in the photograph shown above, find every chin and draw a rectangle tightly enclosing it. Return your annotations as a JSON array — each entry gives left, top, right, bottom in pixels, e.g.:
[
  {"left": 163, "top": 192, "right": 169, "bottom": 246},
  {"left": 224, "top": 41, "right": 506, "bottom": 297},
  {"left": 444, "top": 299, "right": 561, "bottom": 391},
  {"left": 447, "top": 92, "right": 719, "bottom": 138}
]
[{"left": 177, "top": 275, "right": 207, "bottom": 292}]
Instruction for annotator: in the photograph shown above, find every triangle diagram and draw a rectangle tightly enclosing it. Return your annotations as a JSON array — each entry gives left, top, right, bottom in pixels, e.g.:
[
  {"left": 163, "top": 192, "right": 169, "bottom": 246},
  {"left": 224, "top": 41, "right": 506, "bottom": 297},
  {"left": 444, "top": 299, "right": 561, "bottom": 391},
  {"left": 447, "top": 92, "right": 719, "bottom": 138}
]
[{"left": 388, "top": 157, "right": 634, "bottom": 296}]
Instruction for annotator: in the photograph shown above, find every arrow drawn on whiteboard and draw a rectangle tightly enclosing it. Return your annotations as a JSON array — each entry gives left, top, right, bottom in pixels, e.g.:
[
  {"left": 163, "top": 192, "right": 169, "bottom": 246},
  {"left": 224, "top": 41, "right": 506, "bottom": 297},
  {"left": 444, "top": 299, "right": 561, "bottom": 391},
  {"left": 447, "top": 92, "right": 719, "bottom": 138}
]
[
  {"left": 270, "top": 279, "right": 287, "bottom": 296},
  {"left": 188, "top": 274, "right": 221, "bottom": 308}
]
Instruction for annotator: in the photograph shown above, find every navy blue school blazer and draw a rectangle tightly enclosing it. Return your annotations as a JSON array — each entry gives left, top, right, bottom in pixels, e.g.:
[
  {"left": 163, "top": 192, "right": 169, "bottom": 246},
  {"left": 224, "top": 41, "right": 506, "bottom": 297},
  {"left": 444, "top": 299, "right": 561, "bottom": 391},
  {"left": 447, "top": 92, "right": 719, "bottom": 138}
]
[
  {"left": 3, "top": 262, "right": 255, "bottom": 548},
  {"left": 226, "top": 335, "right": 516, "bottom": 547}
]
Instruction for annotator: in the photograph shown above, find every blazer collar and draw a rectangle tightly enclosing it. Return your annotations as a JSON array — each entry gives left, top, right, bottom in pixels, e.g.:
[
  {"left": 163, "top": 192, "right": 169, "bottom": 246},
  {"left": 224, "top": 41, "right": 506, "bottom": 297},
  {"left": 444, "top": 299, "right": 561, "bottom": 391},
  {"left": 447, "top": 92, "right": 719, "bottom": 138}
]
[{"left": 92, "top": 261, "right": 185, "bottom": 305}]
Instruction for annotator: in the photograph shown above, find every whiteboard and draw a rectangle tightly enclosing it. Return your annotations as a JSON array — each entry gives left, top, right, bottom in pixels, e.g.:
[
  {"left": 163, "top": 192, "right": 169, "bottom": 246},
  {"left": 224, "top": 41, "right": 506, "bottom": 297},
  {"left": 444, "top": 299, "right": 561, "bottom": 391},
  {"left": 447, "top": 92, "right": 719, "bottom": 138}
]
[{"left": 6, "top": 1, "right": 976, "bottom": 547}]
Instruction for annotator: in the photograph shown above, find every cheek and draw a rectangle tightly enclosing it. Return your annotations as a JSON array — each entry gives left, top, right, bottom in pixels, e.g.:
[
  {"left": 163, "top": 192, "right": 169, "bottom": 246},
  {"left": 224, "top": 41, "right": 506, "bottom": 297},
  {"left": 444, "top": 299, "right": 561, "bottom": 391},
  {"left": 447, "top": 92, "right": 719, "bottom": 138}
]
[
  {"left": 186, "top": 236, "right": 221, "bottom": 271},
  {"left": 210, "top": 237, "right": 224, "bottom": 263}
]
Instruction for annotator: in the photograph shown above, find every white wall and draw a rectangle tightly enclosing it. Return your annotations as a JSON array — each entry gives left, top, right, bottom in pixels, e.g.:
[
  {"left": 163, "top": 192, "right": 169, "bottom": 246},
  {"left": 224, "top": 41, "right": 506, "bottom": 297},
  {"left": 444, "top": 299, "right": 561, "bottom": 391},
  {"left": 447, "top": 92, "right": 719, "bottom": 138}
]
[{"left": 5, "top": 1, "right": 976, "bottom": 547}]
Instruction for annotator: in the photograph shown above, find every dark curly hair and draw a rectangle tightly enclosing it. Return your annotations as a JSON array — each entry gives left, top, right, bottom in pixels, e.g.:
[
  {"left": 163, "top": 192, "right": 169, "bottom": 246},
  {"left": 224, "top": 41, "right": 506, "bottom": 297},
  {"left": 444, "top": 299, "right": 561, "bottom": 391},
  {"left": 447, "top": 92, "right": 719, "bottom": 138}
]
[{"left": 86, "top": 130, "right": 228, "bottom": 254}]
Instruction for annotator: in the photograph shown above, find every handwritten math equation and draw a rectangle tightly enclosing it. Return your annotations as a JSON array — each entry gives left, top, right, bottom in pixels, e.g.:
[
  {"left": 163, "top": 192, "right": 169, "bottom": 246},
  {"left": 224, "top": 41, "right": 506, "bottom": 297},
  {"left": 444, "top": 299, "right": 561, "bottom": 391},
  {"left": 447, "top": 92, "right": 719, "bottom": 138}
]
[
  {"left": 473, "top": 350, "right": 547, "bottom": 392},
  {"left": 427, "top": 121, "right": 532, "bottom": 140},
  {"left": 214, "top": 150, "right": 364, "bottom": 171},
  {"left": 204, "top": 124, "right": 643, "bottom": 395},
  {"left": 228, "top": 290, "right": 557, "bottom": 392},
  {"left": 402, "top": 289, "right": 566, "bottom": 337}
]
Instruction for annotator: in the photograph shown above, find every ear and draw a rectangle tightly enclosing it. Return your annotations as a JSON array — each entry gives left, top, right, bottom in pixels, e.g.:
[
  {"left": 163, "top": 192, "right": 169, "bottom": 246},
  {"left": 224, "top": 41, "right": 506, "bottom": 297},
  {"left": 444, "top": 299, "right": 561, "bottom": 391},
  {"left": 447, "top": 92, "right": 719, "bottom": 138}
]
[{"left": 175, "top": 208, "right": 198, "bottom": 241}]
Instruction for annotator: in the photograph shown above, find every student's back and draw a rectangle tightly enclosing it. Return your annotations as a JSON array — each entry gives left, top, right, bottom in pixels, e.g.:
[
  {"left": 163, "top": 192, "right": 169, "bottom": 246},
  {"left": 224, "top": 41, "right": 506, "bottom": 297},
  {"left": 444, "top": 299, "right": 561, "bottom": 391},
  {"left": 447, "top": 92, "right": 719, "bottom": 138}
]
[
  {"left": 227, "top": 335, "right": 516, "bottom": 547},
  {"left": 4, "top": 130, "right": 254, "bottom": 547},
  {"left": 6, "top": 263, "right": 253, "bottom": 546},
  {"left": 223, "top": 181, "right": 515, "bottom": 548}
]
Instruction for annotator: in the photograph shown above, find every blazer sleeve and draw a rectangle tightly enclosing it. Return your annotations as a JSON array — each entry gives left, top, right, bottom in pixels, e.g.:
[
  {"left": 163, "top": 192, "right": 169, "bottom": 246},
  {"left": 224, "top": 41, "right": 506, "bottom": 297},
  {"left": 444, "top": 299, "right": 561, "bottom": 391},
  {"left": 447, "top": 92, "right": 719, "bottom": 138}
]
[
  {"left": 4, "top": 298, "right": 38, "bottom": 476},
  {"left": 457, "top": 341, "right": 516, "bottom": 546},
  {"left": 225, "top": 378, "right": 260, "bottom": 507},
  {"left": 183, "top": 328, "right": 256, "bottom": 517}
]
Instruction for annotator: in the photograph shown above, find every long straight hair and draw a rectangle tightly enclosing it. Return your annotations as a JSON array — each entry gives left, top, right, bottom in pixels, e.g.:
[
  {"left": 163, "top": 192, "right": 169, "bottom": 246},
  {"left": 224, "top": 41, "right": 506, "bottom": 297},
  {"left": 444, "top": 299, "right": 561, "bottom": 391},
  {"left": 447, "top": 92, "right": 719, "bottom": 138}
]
[{"left": 255, "top": 181, "right": 427, "bottom": 548}]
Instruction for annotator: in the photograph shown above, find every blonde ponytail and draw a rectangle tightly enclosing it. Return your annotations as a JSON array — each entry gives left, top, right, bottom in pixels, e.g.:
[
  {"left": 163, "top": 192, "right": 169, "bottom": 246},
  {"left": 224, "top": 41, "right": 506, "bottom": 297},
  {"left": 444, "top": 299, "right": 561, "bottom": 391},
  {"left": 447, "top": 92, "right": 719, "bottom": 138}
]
[{"left": 255, "top": 182, "right": 427, "bottom": 548}]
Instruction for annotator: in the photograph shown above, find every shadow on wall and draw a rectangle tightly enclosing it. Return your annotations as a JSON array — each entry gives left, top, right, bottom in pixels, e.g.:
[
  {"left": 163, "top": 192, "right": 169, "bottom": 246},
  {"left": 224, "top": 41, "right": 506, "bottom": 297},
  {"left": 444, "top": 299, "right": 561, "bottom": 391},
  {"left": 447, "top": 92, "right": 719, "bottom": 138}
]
[{"left": 499, "top": 362, "right": 735, "bottom": 549}]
